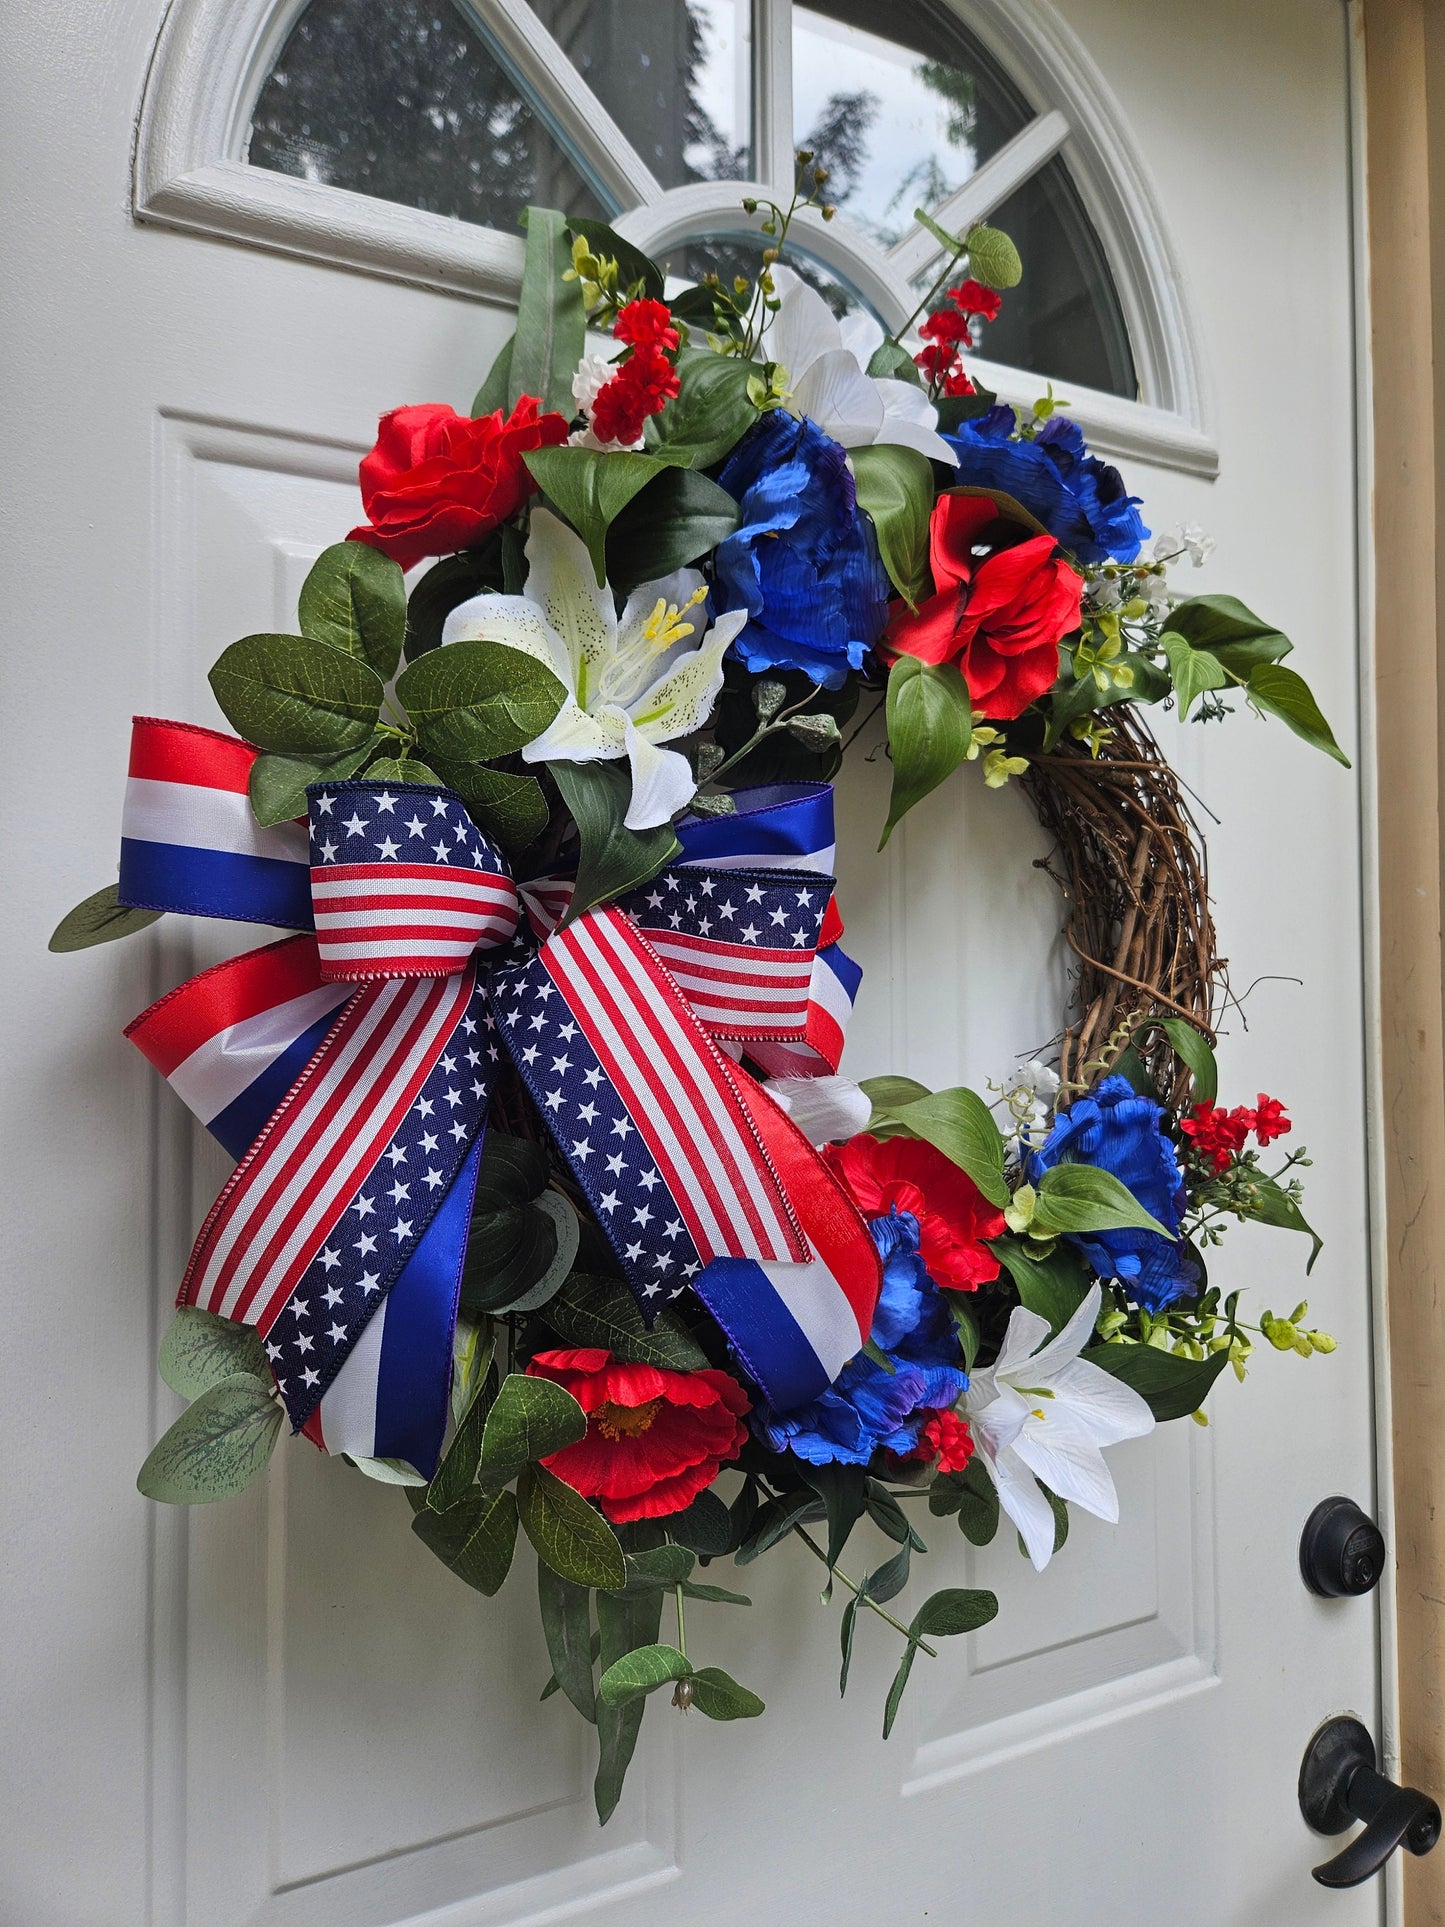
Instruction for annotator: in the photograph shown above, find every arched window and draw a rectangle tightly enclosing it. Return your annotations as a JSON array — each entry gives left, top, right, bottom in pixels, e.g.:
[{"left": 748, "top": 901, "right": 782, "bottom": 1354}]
[{"left": 135, "top": 0, "right": 1213, "bottom": 470}]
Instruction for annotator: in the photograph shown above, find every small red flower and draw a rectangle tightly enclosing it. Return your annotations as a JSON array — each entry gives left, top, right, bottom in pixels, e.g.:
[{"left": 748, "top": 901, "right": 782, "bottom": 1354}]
[
  {"left": 1180, "top": 1102, "right": 1253, "bottom": 1174},
  {"left": 589, "top": 300, "right": 682, "bottom": 446},
  {"left": 613, "top": 297, "right": 680, "bottom": 352},
  {"left": 348, "top": 398, "right": 568, "bottom": 570},
  {"left": 947, "top": 278, "right": 1004, "bottom": 322},
  {"left": 913, "top": 1407, "right": 975, "bottom": 1473},
  {"left": 526, "top": 1348, "right": 749, "bottom": 1524},
  {"left": 825, "top": 1133, "right": 1005, "bottom": 1291},
  {"left": 1249, "top": 1094, "right": 1292, "bottom": 1145},
  {"left": 918, "top": 306, "right": 971, "bottom": 347},
  {"left": 883, "top": 494, "right": 1082, "bottom": 721}
]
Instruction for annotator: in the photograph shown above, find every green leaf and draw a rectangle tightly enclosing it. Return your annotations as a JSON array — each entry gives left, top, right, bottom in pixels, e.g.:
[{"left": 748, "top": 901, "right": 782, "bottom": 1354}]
[
  {"left": 598, "top": 1642, "right": 692, "bottom": 1706},
  {"left": 680, "top": 1579, "right": 752, "bottom": 1606},
  {"left": 426, "top": 1335, "right": 497, "bottom": 1512},
  {"left": 1041, "top": 1483, "right": 1069, "bottom": 1554},
  {"left": 545, "top": 1273, "right": 710, "bottom": 1369},
  {"left": 953, "top": 1460, "right": 1000, "bottom": 1545},
  {"left": 49, "top": 883, "right": 161, "bottom": 952},
  {"left": 549, "top": 758, "right": 680, "bottom": 919},
  {"left": 865, "top": 340, "right": 923, "bottom": 384},
  {"left": 524, "top": 445, "right": 668, "bottom": 586},
  {"left": 518, "top": 1463, "right": 627, "bottom": 1589},
  {"left": 986, "top": 1236, "right": 1091, "bottom": 1334},
  {"left": 474, "top": 1130, "right": 549, "bottom": 1211},
  {"left": 880, "top": 655, "right": 974, "bottom": 846},
  {"left": 643, "top": 347, "right": 762, "bottom": 469},
  {"left": 865, "top": 1481, "right": 926, "bottom": 1550},
  {"left": 913, "top": 206, "right": 967, "bottom": 259},
  {"left": 800, "top": 1463, "right": 868, "bottom": 1570},
  {"left": 608, "top": 1544, "right": 696, "bottom": 1592},
  {"left": 887, "top": 1086, "right": 1009, "bottom": 1209},
  {"left": 1243, "top": 1174, "right": 1324, "bottom": 1272},
  {"left": 363, "top": 755, "right": 440, "bottom": 785},
  {"left": 158, "top": 1306, "right": 269, "bottom": 1400},
  {"left": 689, "top": 1667, "right": 765, "bottom": 1721},
  {"left": 1155, "top": 1017, "right": 1218, "bottom": 1105},
  {"left": 859, "top": 1073, "right": 933, "bottom": 1124},
  {"left": 865, "top": 1542, "right": 913, "bottom": 1606},
  {"left": 1168, "top": 594, "right": 1293, "bottom": 675},
  {"left": 395, "top": 640, "right": 565, "bottom": 763},
  {"left": 1247, "top": 663, "right": 1351, "bottom": 766},
  {"left": 734, "top": 1489, "right": 825, "bottom": 1564},
  {"left": 565, "top": 216, "right": 666, "bottom": 301},
  {"left": 349, "top": 1454, "right": 426, "bottom": 1485},
  {"left": 460, "top": 1201, "right": 558, "bottom": 1314},
  {"left": 297, "top": 541, "right": 407, "bottom": 681},
  {"left": 431, "top": 759, "right": 549, "bottom": 853},
  {"left": 509, "top": 206, "right": 586, "bottom": 417},
  {"left": 851, "top": 443, "right": 933, "bottom": 608},
  {"left": 247, "top": 741, "right": 377, "bottom": 825},
  {"left": 1162, "top": 630, "right": 1228, "bottom": 720},
  {"left": 541, "top": 1628, "right": 600, "bottom": 1701},
  {"left": 605, "top": 466, "right": 741, "bottom": 592},
  {"left": 839, "top": 1591, "right": 863, "bottom": 1695},
  {"left": 404, "top": 543, "right": 507, "bottom": 662},
  {"left": 964, "top": 223, "right": 1023, "bottom": 289},
  {"left": 594, "top": 1571, "right": 665, "bottom": 1822},
  {"left": 949, "top": 1296, "right": 981, "bottom": 1371},
  {"left": 136, "top": 1373, "right": 282, "bottom": 1505},
  {"left": 666, "top": 1489, "right": 733, "bottom": 1555},
  {"left": 472, "top": 334, "right": 514, "bottom": 418},
  {"left": 1085, "top": 1341, "right": 1230, "bottom": 1421},
  {"left": 480, "top": 1372, "right": 588, "bottom": 1475},
  {"left": 209, "top": 632, "right": 383, "bottom": 756},
  {"left": 934, "top": 385, "right": 997, "bottom": 431},
  {"left": 1034, "top": 1162, "right": 1174, "bottom": 1238},
  {"left": 411, "top": 1484, "right": 518, "bottom": 1594},
  {"left": 882, "top": 1586, "right": 998, "bottom": 1737},
  {"left": 537, "top": 1561, "right": 596, "bottom": 1723}
]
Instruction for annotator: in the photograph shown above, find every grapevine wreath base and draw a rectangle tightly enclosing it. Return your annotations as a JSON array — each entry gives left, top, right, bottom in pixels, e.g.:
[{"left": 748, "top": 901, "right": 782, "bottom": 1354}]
[{"left": 53, "top": 178, "right": 1344, "bottom": 1820}]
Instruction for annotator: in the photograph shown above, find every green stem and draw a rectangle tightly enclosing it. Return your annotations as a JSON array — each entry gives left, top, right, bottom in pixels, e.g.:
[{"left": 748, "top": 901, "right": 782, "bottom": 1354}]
[
  {"left": 674, "top": 1581, "right": 687, "bottom": 1660},
  {"left": 791, "top": 1525, "right": 937, "bottom": 1657},
  {"left": 889, "top": 241, "right": 970, "bottom": 349},
  {"left": 705, "top": 682, "right": 825, "bottom": 784}
]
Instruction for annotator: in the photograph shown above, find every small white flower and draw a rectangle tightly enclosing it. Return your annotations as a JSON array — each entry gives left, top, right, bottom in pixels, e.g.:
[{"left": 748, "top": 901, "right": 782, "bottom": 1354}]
[
  {"left": 1017, "top": 1058, "right": 1061, "bottom": 1101},
  {"left": 568, "top": 353, "right": 643, "bottom": 452},
  {"left": 760, "top": 266, "right": 956, "bottom": 466},
  {"left": 1152, "top": 522, "right": 1215, "bottom": 569},
  {"left": 1085, "top": 573, "right": 1123, "bottom": 612},
  {"left": 1140, "top": 571, "right": 1172, "bottom": 614},
  {"left": 442, "top": 510, "right": 746, "bottom": 830},
  {"left": 964, "top": 1284, "right": 1155, "bottom": 1571}
]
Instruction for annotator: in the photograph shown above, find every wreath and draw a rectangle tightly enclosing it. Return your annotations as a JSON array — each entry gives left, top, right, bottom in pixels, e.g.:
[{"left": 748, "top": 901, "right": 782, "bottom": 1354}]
[{"left": 52, "top": 172, "right": 1346, "bottom": 1820}]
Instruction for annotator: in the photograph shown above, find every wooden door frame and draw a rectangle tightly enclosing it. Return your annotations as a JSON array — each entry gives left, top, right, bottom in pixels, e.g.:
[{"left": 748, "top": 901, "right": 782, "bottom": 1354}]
[{"left": 1359, "top": 1, "right": 1445, "bottom": 1918}]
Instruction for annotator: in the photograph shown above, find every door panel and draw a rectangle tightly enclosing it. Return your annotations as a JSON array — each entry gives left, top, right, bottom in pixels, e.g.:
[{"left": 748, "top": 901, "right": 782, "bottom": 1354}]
[{"left": 1, "top": 1, "right": 1379, "bottom": 1922}]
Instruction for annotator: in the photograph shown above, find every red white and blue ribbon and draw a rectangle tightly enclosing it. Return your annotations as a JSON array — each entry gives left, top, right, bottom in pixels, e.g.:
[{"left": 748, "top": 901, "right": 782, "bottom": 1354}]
[{"left": 115, "top": 722, "right": 881, "bottom": 1473}]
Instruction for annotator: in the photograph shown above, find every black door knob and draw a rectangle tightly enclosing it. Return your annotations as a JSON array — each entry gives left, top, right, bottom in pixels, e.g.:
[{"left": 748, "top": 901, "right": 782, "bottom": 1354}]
[
  {"left": 1299, "top": 1715, "right": 1441, "bottom": 1886},
  {"left": 1300, "top": 1496, "right": 1386, "bottom": 1597}
]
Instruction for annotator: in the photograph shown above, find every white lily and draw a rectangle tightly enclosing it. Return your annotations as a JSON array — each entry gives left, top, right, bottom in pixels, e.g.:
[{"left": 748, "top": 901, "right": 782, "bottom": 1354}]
[
  {"left": 963, "top": 1284, "right": 1155, "bottom": 1572},
  {"left": 761, "top": 265, "right": 956, "bottom": 467},
  {"left": 441, "top": 509, "right": 746, "bottom": 831}
]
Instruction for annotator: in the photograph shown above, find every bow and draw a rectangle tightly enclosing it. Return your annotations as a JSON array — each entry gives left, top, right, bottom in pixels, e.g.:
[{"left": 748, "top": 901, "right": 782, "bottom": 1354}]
[{"left": 118, "top": 717, "right": 881, "bottom": 1478}]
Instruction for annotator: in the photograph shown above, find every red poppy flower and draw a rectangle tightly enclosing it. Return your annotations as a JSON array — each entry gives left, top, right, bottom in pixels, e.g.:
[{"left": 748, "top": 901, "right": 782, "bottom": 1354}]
[
  {"left": 1249, "top": 1094, "right": 1292, "bottom": 1145},
  {"left": 526, "top": 1348, "right": 750, "bottom": 1523},
  {"left": 348, "top": 397, "right": 568, "bottom": 570},
  {"left": 824, "top": 1133, "right": 1005, "bottom": 1291},
  {"left": 883, "top": 494, "right": 1082, "bottom": 721}
]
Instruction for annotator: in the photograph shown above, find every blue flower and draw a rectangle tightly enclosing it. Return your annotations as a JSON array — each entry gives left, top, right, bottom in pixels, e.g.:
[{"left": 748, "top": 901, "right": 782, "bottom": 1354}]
[
  {"left": 945, "top": 406, "right": 1150, "bottom": 566},
  {"left": 714, "top": 411, "right": 891, "bottom": 689},
  {"left": 1026, "top": 1074, "right": 1195, "bottom": 1312},
  {"left": 756, "top": 1209, "right": 967, "bottom": 1465}
]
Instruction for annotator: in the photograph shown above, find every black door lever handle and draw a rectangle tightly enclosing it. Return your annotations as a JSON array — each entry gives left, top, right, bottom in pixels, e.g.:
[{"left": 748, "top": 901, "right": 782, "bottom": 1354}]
[{"left": 1299, "top": 1716, "right": 1442, "bottom": 1887}]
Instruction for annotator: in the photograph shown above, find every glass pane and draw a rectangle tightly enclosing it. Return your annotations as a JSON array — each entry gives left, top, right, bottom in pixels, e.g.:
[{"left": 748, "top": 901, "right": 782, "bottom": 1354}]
[
  {"left": 970, "top": 158, "right": 1137, "bottom": 399},
  {"left": 529, "top": 0, "right": 751, "bottom": 188},
  {"left": 247, "top": 0, "right": 606, "bottom": 227},
  {"left": 669, "top": 233, "right": 865, "bottom": 316},
  {"left": 791, "top": 0, "right": 1030, "bottom": 246}
]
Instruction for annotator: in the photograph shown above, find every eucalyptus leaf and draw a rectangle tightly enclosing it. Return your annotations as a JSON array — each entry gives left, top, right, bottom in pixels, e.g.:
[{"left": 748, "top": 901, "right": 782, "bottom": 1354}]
[
  {"left": 680, "top": 1580, "right": 752, "bottom": 1606},
  {"left": 297, "top": 541, "right": 407, "bottom": 680},
  {"left": 396, "top": 640, "right": 565, "bottom": 763},
  {"left": 1034, "top": 1162, "right": 1174, "bottom": 1238},
  {"left": 545, "top": 1273, "right": 709, "bottom": 1369},
  {"left": 734, "top": 1489, "right": 825, "bottom": 1564},
  {"left": 865, "top": 1542, "right": 914, "bottom": 1606},
  {"left": 349, "top": 1455, "right": 427, "bottom": 1485},
  {"left": 49, "top": 884, "right": 161, "bottom": 952},
  {"left": 158, "top": 1305, "right": 269, "bottom": 1401},
  {"left": 851, "top": 442, "right": 933, "bottom": 608},
  {"left": 594, "top": 1567, "right": 665, "bottom": 1822},
  {"left": 473, "top": 1131, "right": 550, "bottom": 1211},
  {"left": 549, "top": 758, "right": 680, "bottom": 919},
  {"left": 881, "top": 1586, "right": 998, "bottom": 1740},
  {"left": 404, "top": 543, "right": 507, "bottom": 662},
  {"left": 538, "top": 1560, "right": 596, "bottom": 1723},
  {"left": 598, "top": 1641, "right": 692, "bottom": 1707},
  {"left": 137, "top": 1373, "right": 282, "bottom": 1505},
  {"left": 411, "top": 1484, "right": 518, "bottom": 1594},
  {"left": 799, "top": 1463, "right": 868, "bottom": 1570},
  {"left": 880, "top": 655, "right": 974, "bottom": 846},
  {"left": 689, "top": 1666, "right": 765, "bottom": 1721},
  {"left": 429, "top": 758, "right": 549, "bottom": 854},
  {"left": 459, "top": 1200, "right": 558, "bottom": 1313},
  {"left": 210, "top": 632, "right": 383, "bottom": 756},
  {"left": 483, "top": 1192, "right": 581, "bottom": 1316},
  {"left": 607, "top": 1545, "right": 696, "bottom": 1592},
  {"left": 525, "top": 446, "right": 668, "bottom": 586},
  {"left": 509, "top": 206, "right": 586, "bottom": 417},
  {"left": 666, "top": 1488, "right": 733, "bottom": 1555},
  {"left": 517, "top": 1463, "right": 627, "bottom": 1588},
  {"left": 480, "top": 1372, "right": 587, "bottom": 1474}
]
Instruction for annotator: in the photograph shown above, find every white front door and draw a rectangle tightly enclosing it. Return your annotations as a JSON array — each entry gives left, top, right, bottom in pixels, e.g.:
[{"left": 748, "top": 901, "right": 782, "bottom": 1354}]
[{"left": 4, "top": 0, "right": 1382, "bottom": 1922}]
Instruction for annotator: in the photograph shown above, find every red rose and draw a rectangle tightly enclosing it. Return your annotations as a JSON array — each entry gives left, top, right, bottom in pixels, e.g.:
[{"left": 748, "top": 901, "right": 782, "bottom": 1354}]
[
  {"left": 347, "top": 397, "right": 568, "bottom": 570},
  {"left": 824, "top": 1133, "right": 1005, "bottom": 1291},
  {"left": 884, "top": 494, "right": 1082, "bottom": 721},
  {"left": 526, "top": 1348, "right": 750, "bottom": 1523}
]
